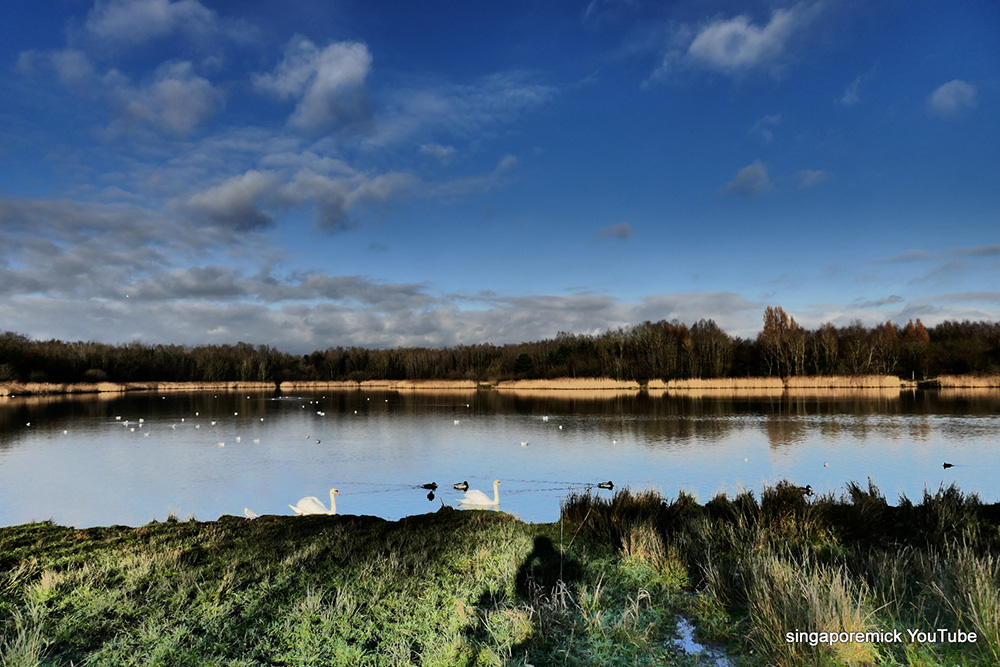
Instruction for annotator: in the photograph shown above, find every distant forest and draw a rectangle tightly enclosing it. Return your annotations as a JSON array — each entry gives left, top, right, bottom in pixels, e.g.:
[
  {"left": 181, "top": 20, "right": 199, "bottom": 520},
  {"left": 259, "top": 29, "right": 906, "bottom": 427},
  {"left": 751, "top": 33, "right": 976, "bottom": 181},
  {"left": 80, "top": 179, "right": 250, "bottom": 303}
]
[{"left": 2, "top": 308, "right": 999, "bottom": 385}]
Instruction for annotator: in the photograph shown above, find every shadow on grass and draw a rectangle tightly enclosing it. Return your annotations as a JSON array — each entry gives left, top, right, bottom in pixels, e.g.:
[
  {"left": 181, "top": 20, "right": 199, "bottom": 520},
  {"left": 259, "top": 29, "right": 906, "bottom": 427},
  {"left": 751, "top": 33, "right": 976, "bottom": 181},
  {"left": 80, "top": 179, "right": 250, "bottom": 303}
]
[{"left": 459, "top": 535, "right": 582, "bottom": 666}]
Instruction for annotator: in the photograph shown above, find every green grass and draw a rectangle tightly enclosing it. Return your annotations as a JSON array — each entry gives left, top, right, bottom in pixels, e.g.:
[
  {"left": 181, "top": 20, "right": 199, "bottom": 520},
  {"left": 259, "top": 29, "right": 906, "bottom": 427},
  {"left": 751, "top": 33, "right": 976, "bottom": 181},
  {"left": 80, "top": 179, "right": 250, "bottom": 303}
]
[{"left": 3, "top": 481, "right": 1000, "bottom": 666}]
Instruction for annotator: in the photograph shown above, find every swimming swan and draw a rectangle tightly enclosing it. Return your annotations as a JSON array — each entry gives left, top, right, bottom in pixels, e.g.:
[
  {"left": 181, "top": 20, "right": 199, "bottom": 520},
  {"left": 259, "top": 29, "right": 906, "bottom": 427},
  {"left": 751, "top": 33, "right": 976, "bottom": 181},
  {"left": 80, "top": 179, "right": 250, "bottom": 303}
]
[
  {"left": 290, "top": 488, "right": 339, "bottom": 515},
  {"left": 458, "top": 480, "right": 501, "bottom": 507}
]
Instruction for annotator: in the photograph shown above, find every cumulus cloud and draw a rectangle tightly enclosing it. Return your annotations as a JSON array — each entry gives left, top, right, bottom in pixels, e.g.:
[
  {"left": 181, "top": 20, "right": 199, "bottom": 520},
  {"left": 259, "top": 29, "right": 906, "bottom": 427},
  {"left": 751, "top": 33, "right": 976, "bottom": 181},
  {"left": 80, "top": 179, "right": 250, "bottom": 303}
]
[
  {"left": 105, "top": 61, "right": 223, "bottom": 136},
  {"left": 594, "top": 222, "right": 632, "bottom": 240},
  {"left": 50, "top": 49, "right": 98, "bottom": 87},
  {"left": 254, "top": 37, "right": 372, "bottom": 131},
  {"left": 186, "top": 170, "right": 279, "bottom": 230},
  {"left": 276, "top": 169, "right": 416, "bottom": 231},
  {"left": 85, "top": 0, "right": 218, "bottom": 46},
  {"left": 723, "top": 160, "right": 771, "bottom": 196},
  {"left": 652, "top": 2, "right": 821, "bottom": 80},
  {"left": 17, "top": 49, "right": 98, "bottom": 89},
  {"left": 17, "top": 47, "right": 223, "bottom": 137},
  {"left": 928, "top": 80, "right": 977, "bottom": 117}
]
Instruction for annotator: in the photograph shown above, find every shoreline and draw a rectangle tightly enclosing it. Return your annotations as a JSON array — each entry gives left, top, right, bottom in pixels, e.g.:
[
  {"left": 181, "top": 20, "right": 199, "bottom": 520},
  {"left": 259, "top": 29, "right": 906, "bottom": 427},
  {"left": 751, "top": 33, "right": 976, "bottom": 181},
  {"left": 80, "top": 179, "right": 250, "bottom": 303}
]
[{"left": 2, "top": 374, "right": 999, "bottom": 397}]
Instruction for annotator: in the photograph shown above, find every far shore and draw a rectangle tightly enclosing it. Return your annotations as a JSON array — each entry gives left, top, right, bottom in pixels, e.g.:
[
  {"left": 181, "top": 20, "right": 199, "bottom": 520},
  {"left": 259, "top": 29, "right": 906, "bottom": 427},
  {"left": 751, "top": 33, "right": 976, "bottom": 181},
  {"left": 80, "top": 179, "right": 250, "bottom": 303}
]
[{"left": 3, "top": 374, "right": 1000, "bottom": 397}]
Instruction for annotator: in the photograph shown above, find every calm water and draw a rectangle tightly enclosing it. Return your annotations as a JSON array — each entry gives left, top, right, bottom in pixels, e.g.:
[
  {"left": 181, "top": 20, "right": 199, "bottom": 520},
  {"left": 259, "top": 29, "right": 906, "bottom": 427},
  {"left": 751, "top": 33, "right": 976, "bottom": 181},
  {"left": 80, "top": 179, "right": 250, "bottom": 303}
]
[{"left": 1, "top": 388, "right": 999, "bottom": 528}]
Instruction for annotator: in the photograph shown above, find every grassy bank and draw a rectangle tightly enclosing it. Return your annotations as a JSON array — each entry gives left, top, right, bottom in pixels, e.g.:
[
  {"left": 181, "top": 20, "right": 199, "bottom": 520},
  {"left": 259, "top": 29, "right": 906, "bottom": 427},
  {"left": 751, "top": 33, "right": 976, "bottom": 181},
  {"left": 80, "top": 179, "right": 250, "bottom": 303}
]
[{"left": 3, "top": 482, "right": 1000, "bottom": 666}]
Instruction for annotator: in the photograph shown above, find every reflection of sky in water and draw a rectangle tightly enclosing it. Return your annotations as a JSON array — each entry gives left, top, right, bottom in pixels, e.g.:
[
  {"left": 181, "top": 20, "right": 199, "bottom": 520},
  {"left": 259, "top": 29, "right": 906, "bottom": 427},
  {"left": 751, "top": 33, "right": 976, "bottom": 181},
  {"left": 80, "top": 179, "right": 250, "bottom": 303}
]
[{"left": 1, "top": 390, "right": 998, "bottom": 527}]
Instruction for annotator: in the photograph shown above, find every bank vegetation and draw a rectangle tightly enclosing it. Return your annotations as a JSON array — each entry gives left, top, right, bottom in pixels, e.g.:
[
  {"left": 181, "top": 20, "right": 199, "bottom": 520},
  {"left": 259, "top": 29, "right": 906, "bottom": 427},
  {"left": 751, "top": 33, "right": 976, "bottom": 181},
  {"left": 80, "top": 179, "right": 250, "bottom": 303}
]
[{"left": 3, "top": 480, "right": 999, "bottom": 666}]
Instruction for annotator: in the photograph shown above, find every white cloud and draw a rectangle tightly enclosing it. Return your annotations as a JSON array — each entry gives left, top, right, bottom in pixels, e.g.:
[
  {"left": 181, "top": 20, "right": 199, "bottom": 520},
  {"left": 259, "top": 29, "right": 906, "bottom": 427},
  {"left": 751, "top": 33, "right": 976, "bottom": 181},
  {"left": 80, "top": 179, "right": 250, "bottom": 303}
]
[
  {"left": 838, "top": 75, "right": 863, "bottom": 106},
  {"left": 796, "top": 169, "right": 829, "bottom": 188},
  {"left": 689, "top": 11, "right": 796, "bottom": 72},
  {"left": 276, "top": 169, "right": 416, "bottom": 230},
  {"left": 650, "top": 2, "right": 821, "bottom": 81},
  {"left": 750, "top": 114, "right": 781, "bottom": 143},
  {"left": 186, "top": 170, "right": 279, "bottom": 230},
  {"left": 928, "top": 80, "right": 977, "bottom": 117},
  {"left": 425, "top": 154, "right": 518, "bottom": 197},
  {"left": 49, "top": 49, "right": 97, "bottom": 87},
  {"left": 420, "top": 143, "right": 456, "bottom": 161},
  {"left": 254, "top": 37, "right": 372, "bottom": 131},
  {"left": 107, "top": 61, "right": 223, "bottom": 137},
  {"left": 723, "top": 160, "right": 771, "bottom": 196},
  {"left": 85, "top": 0, "right": 217, "bottom": 46},
  {"left": 371, "top": 72, "right": 556, "bottom": 146}
]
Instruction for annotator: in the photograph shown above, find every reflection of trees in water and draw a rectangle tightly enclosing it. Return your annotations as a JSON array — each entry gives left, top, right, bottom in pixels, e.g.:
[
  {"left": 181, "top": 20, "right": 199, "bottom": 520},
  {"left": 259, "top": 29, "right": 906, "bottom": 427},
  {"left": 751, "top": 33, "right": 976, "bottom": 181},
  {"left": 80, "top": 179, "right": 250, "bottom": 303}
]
[
  {"left": 764, "top": 417, "right": 810, "bottom": 447},
  {"left": 4, "top": 387, "right": 999, "bottom": 450}
]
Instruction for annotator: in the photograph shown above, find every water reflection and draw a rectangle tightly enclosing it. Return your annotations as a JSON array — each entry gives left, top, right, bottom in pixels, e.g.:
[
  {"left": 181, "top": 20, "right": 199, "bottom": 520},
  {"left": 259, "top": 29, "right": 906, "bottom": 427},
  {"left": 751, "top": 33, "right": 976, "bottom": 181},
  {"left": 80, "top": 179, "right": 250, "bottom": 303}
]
[{"left": 1, "top": 387, "right": 999, "bottom": 528}]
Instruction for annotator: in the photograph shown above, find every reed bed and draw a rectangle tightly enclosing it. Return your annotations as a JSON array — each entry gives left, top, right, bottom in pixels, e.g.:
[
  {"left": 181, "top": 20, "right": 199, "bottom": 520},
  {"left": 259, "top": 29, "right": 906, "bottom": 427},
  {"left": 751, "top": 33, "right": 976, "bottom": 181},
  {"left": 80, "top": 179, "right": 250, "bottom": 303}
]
[
  {"left": 663, "top": 377, "right": 785, "bottom": 390},
  {"left": 0, "top": 381, "right": 281, "bottom": 397},
  {"left": 496, "top": 377, "right": 643, "bottom": 390},
  {"left": 934, "top": 374, "right": 1000, "bottom": 388},
  {"left": 0, "top": 381, "right": 127, "bottom": 396},
  {"left": 784, "top": 374, "right": 902, "bottom": 388}
]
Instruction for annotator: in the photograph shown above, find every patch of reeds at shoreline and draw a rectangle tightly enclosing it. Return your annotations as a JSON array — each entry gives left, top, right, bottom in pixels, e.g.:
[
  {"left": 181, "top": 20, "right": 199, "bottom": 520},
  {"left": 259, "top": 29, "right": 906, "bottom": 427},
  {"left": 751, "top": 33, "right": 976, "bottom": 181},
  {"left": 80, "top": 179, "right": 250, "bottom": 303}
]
[
  {"left": 4, "top": 374, "right": 1000, "bottom": 397},
  {"left": 3, "top": 480, "right": 1000, "bottom": 666}
]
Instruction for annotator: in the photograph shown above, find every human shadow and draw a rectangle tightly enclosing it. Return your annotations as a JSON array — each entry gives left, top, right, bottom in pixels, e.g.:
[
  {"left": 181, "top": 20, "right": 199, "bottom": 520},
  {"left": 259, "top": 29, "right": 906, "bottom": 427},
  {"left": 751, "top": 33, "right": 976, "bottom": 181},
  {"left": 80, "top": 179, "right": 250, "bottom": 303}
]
[{"left": 460, "top": 535, "right": 581, "bottom": 666}]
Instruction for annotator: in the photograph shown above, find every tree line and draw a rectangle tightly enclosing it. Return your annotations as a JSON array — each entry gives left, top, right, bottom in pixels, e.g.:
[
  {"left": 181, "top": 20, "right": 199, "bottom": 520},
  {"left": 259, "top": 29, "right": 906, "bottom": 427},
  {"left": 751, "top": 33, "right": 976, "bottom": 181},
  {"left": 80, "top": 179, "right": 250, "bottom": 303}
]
[{"left": 1, "top": 307, "right": 999, "bottom": 385}]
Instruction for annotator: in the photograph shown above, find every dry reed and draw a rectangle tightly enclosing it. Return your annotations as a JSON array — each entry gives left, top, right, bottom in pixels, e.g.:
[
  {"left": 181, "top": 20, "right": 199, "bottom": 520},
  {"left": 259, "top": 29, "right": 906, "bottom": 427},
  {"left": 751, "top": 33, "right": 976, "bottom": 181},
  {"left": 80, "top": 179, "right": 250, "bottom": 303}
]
[{"left": 934, "top": 375, "right": 1000, "bottom": 388}]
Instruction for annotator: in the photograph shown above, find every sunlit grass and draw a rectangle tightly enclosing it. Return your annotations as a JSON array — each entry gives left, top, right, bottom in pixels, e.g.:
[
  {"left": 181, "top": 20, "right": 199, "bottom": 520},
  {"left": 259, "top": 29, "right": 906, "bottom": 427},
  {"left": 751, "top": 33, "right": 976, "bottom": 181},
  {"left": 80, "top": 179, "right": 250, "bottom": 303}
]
[{"left": 3, "top": 481, "right": 1000, "bottom": 665}]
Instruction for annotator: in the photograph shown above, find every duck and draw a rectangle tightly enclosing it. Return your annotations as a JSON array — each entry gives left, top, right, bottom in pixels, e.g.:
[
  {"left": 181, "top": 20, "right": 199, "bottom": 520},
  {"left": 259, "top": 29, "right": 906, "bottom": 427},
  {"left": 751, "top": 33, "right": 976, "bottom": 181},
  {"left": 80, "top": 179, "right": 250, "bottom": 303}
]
[
  {"left": 943, "top": 462, "right": 954, "bottom": 469},
  {"left": 597, "top": 481, "right": 614, "bottom": 490},
  {"left": 421, "top": 482, "right": 438, "bottom": 490},
  {"left": 453, "top": 481, "right": 469, "bottom": 491},
  {"left": 797, "top": 484, "right": 814, "bottom": 497}
]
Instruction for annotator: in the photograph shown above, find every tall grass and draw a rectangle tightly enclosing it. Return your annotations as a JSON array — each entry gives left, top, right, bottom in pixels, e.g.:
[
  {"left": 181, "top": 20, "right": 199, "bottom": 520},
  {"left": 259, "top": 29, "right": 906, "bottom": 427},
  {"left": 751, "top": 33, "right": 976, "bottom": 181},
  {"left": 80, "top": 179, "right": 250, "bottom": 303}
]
[{"left": 560, "top": 480, "right": 1000, "bottom": 666}]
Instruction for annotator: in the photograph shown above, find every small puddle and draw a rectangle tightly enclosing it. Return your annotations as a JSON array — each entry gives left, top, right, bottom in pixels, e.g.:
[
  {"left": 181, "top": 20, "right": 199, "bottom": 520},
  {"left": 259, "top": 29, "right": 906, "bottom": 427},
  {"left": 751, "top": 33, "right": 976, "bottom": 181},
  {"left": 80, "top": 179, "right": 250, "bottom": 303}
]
[{"left": 672, "top": 616, "right": 736, "bottom": 666}]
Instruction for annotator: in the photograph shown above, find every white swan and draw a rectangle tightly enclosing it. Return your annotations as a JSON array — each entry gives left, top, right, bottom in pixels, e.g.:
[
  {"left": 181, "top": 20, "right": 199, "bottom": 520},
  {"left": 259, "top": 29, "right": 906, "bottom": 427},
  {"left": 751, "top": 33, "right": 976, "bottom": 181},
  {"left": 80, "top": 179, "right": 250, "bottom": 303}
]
[
  {"left": 458, "top": 480, "right": 501, "bottom": 508},
  {"left": 289, "top": 488, "right": 339, "bottom": 515}
]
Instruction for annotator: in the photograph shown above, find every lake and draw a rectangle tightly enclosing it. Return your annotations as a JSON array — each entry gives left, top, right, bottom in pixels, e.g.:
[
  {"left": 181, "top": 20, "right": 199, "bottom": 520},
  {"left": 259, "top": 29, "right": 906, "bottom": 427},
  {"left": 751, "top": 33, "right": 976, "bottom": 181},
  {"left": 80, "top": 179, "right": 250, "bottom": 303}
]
[{"left": 1, "top": 387, "right": 998, "bottom": 528}]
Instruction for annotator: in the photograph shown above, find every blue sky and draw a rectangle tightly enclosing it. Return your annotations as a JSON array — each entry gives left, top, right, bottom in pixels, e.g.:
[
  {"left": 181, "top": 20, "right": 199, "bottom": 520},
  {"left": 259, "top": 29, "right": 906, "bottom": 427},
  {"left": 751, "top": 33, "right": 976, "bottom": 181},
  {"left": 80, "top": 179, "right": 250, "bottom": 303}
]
[{"left": 1, "top": 0, "right": 997, "bottom": 353}]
